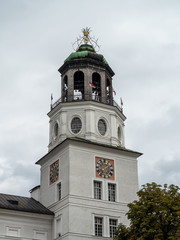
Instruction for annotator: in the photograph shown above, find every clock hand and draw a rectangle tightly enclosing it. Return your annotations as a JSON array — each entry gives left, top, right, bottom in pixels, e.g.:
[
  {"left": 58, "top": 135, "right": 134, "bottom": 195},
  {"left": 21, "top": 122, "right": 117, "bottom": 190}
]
[{"left": 102, "top": 166, "right": 109, "bottom": 171}]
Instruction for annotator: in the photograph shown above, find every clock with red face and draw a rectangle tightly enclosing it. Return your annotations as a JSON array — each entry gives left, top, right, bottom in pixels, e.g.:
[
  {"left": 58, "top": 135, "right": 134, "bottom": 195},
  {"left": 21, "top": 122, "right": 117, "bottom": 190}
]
[
  {"left": 95, "top": 157, "right": 114, "bottom": 180},
  {"left": 49, "top": 160, "right": 59, "bottom": 185}
]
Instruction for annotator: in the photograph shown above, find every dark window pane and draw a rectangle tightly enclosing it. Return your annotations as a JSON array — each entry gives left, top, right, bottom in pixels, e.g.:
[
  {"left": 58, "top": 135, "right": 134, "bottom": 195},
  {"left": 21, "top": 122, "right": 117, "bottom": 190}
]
[
  {"left": 98, "top": 119, "right": 106, "bottom": 136},
  {"left": 71, "top": 117, "right": 82, "bottom": 134},
  {"left": 109, "top": 219, "right": 117, "bottom": 237},
  {"left": 94, "top": 181, "right": 102, "bottom": 200},
  {"left": 95, "top": 217, "right": 103, "bottom": 236},
  {"left": 108, "top": 183, "right": 116, "bottom": 202}
]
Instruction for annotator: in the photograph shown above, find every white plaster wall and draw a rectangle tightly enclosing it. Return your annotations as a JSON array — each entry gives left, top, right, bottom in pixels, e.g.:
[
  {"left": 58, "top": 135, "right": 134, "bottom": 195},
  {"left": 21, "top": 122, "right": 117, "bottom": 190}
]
[
  {"left": 30, "top": 187, "right": 40, "bottom": 201},
  {"left": 40, "top": 146, "right": 69, "bottom": 208},
  {"left": 0, "top": 210, "right": 52, "bottom": 240},
  {"left": 50, "top": 199, "right": 69, "bottom": 239},
  {"left": 68, "top": 142, "right": 138, "bottom": 203},
  {"left": 38, "top": 138, "right": 139, "bottom": 239},
  {"left": 48, "top": 101, "right": 126, "bottom": 151},
  {"left": 65, "top": 141, "right": 139, "bottom": 238},
  {"left": 68, "top": 198, "right": 127, "bottom": 236}
]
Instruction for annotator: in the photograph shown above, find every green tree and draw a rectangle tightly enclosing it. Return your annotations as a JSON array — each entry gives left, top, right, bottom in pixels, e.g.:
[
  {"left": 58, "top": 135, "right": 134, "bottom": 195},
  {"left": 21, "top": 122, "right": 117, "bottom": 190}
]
[
  {"left": 113, "top": 223, "right": 131, "bottom": 240},
  {"left": 114, "top": 183, "right": 180, "bottom": 240}
]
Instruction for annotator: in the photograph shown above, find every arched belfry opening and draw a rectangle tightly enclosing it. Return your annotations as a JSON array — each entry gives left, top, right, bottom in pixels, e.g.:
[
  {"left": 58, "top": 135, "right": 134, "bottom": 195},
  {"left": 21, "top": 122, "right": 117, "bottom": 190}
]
[
  {"left": 92, "top": 72, "right": 101, "bottom": 102},
  {"left": 106, "top": 78, "right": 111, "bottom": 103},
  {"left": 62, "top": 75, "right": 68, "bottom": 102},
  {"left": 74, "top": 71, "right": 84, "bottom": 100}
]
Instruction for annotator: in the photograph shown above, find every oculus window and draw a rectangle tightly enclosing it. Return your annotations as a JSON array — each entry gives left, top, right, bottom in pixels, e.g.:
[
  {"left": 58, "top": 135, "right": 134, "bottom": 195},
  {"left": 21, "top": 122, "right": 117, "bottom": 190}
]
[
  {"left": 98, "top": 119, "right": 106, "bottom": 136},
  {"left": 71, "top": 117, "right": 82, "bottom": 134}
]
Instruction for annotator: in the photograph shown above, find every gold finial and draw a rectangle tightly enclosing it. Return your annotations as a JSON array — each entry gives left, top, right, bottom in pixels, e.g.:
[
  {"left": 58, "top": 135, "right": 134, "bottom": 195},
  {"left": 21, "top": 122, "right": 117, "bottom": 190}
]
[
  {"left": 82, "top": 27, "right": 91, "bottom": 43},
  {"left": 72, "top": 27, "right": 100, "bottom": 51}
]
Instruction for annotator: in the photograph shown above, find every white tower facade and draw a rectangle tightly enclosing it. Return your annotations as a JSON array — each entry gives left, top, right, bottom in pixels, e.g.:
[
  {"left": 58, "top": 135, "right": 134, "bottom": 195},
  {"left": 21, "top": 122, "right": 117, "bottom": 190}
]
[{"left": 32, "top": 30, "right": 142, "bottom": 239}]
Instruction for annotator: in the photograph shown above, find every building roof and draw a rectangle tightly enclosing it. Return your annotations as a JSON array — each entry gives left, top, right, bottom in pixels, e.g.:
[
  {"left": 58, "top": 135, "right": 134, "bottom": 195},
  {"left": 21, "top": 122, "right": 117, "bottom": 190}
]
[
  {"left": 0, "top": 193, "right": 54, "bottom": 215},
  {"left": 36, "top": 137, "right": 142, "bottom": 165},
  {"left": 69, "top": 137, "right": 143, "bottom": 156},
  {"left": 64, "top": 44, "right": 108, "bottom": 65},
  {"left": 59, "top": 44, "right": 115, "bottom": 77}
]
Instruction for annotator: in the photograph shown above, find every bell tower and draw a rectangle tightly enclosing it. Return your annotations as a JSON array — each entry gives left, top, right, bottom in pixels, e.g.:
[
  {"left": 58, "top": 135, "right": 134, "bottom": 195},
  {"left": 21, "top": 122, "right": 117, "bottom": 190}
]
[
  {"left": 34, "top": 28, "right": 142, "bottom": 239},
  {"left": 48, "top": 28, "right": 126, "bottom": 152}
]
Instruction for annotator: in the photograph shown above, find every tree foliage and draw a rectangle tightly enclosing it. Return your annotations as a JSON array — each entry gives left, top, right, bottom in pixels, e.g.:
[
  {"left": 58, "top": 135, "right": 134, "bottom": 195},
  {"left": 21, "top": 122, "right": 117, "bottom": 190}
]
[{"left": 114, "top": 183, "right": 180, "bottom": 240}]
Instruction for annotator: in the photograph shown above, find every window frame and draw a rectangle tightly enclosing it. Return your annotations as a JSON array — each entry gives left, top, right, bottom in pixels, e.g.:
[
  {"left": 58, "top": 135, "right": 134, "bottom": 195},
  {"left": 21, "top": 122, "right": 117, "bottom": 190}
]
[
  {"left": 6, "top": 227, "right": 21, "bottom": 237},
  {"left": 94, "top": 216, "right": 103, "bottom": 237},
  {"left": 70, "top": 116, "right": 82, "bottom": 134},
  {"left": 57, "top": 182, "right": 61, "bottom": 201},
  {"left": 98, "top": 119, "right": 107, "bottom": 136},
  {"left": 108, "top": 183, "right": 116, "bottom": 202},
  {"left": 33, "top": 230, "right": 47, "bottom": 240},
  {"left": 94, "top": 181, "right": 102, "bottom": 200},
  {"left": 109, "top": 218, "right": 118, "bottom": 238}
]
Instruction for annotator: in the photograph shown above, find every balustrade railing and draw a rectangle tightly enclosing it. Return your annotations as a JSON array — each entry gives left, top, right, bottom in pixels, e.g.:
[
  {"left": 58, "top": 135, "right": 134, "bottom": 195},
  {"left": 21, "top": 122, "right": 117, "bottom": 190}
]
[{"left": 51, "top": 94, "right": 123, "bottom": 113}]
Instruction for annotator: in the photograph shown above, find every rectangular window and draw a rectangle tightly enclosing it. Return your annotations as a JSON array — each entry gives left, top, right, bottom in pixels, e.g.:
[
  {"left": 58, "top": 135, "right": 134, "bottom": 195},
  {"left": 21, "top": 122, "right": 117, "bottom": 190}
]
[
  {"left": 109, "top": 219, "right": 117, "bottom": 237},
  {"left": 95, "top": 217, "right": 103, "bottom": 236},
  {"left": 108, "top": 183, "right": 116, "bottom": 202},
  {"left": 94, "top": 181, "right": 102, "bottom": 199},
  {"left": 34, "top": 231, "right": 47, "bottom": 240},
  {"left": 58, "top": 183, "right": 61, "bottom": 200},
  {"left": 6, "top": 227, "right": 20, "bottom": 237},
  {"left": 56, "top": 218, "right": 61, "bottom": 238}
]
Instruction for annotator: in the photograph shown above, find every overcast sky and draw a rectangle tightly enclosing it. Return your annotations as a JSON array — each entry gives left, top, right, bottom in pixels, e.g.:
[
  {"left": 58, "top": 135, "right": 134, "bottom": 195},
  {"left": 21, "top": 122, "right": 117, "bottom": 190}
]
[{"left": 0, "top": 0, "right": 180, "bottom": 197}]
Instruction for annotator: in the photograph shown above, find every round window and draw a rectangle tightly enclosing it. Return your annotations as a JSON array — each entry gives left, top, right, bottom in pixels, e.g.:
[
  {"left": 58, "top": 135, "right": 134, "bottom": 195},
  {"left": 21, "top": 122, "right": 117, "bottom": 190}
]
[
  {"left": 54, "top": 122, "right": 59, "bottom": 137},
  {"left": 71, "top": 117, "right": 82, "bottom": 134},
  {"left": 98, "top": 119, "right": 106, "bottom": 136}
]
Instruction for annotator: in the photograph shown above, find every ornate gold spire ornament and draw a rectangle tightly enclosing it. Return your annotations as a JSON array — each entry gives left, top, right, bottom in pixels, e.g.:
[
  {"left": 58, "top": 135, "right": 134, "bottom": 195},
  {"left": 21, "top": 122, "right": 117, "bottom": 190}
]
[
  {"left": 82, "top": 27, "right": 91, "bottom": 44},
  {"left": 72, "top": 27, "right": 100, "bottom": 51}
]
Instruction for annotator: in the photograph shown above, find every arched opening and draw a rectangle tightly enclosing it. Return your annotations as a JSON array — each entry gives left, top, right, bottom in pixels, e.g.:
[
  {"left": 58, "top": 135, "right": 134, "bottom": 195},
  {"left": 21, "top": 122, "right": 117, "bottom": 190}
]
[
  {"left": 62, "top": 75, "right": 68, "bottom": 102},
  {"left": 106, "top": 78, "right": 111, "bottom": 103},
  {"left": 118, "top": 126, "right": 122, "bottom": 143},
  {"left": 54, "top": 122, "right": 59, "bottom": 138},
  {"left": 92, "top": 72, "right": 101, "bottom": 102},
  {"left": 74, "top": 71, "right": 84, "bottom": 100}
]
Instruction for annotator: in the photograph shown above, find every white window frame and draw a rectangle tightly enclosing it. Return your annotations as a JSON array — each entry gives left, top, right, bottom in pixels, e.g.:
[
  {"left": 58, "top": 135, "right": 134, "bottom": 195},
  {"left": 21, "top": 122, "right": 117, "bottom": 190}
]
[
  {"left": 94, "top": 216, "right": 103, "bottom": 237},
  {"left": 69, "top": 115, "right": 83, "bottom": 135},
  {"left": 94, "top": 180, "right": 102, "bottom": 200},
  {"left": 109, "top": 218, "right": 118, "bottom": 238},
  {"left": 33, "top": 230, "right": 47, "bottom": 240},
  {"left": 108, "top": 183, "right": 116, "bottom": 202},
  {"left": 6, "top": 226, "right": 21, "bottom": 237}
]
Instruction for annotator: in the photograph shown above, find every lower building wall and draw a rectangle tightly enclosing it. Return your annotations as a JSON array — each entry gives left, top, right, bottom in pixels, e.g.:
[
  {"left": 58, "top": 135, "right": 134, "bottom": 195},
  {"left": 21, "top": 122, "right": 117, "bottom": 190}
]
[
  {"left": 0, "top": 210, "right": 53, "bottom": 240},
  {"left": 68, "top": 201, "right": 126, "bottom": 238},
  {"left": 50, "top": 195, "right": 128, "bottom": 239}
]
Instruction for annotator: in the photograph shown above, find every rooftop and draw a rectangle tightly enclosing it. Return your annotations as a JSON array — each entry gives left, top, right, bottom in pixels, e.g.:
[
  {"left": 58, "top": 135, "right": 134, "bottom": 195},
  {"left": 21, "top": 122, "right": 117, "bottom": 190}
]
[{"left": 0, "top": 193, "right": 54, "bottom": 215}]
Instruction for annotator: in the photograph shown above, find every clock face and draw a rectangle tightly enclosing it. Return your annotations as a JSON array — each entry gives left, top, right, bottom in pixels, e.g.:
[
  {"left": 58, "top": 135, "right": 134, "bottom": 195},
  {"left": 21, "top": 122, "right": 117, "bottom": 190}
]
[
  {"left": 96, "top": 158, "right": 114, "bottom": 179},
  {"left": 49, "top": 160, "right": 59, "bottom": 185}
]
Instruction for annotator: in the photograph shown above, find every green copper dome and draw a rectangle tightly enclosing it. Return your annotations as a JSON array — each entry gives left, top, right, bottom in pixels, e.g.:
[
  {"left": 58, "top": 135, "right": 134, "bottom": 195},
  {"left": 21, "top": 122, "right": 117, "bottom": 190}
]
[{"left": 64, "top": 44, "right": 108, "bottom": 65}]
